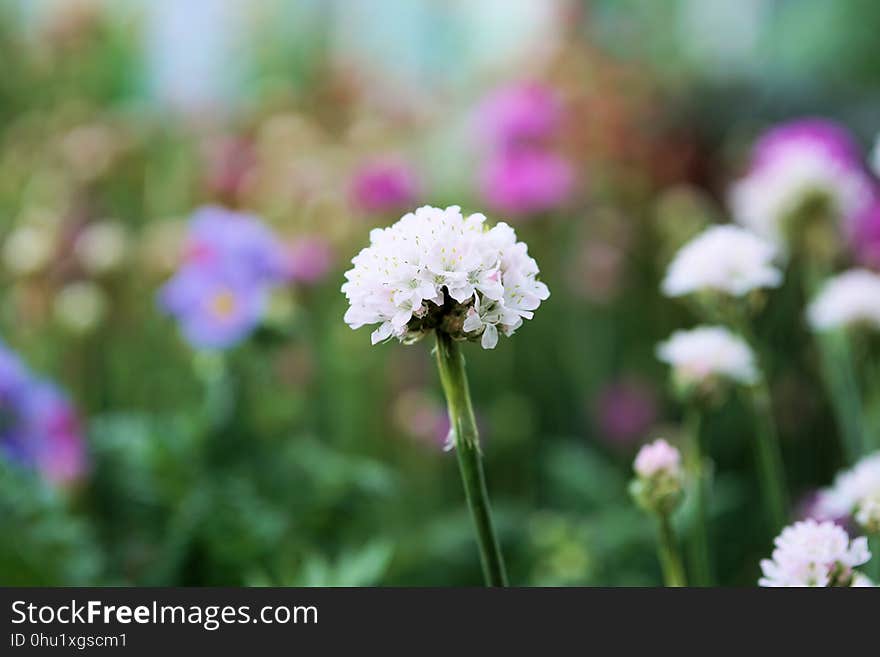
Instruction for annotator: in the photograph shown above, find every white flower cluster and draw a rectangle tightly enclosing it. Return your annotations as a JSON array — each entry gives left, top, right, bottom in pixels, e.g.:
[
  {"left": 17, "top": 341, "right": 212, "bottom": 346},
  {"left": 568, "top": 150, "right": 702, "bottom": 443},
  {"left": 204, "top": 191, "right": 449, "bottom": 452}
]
[
  {"left": 633, "top": 439, "right": 682, "bottom": 479},
  {"left": 662, "top": 225, "right": 783, "bottom": 298},
  {"left": 730, "top": 144, "right": 871, "bottom": 247},
  {"left": 656, "top": 326, "right": 758, "bottom": 387},
  {"left": 806, "top": 269, "right": 880, "bottom": 332},
  {"left": 815, "top": 452, "right": 880, "bottom": 533},
  {"left": 342, "top": 205, "right": 549, "bottom": 349},
  {"left": 759, "top": 519, "right": 871, "bottom": 587}
]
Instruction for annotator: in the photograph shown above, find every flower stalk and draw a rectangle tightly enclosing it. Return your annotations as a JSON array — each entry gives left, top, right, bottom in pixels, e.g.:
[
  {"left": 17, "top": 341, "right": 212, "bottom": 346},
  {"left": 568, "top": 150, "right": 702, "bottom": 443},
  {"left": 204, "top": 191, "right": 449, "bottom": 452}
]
[
  {"left": 725, "top": 311, "right": 789, "bottom": 533},
  {"left": 684, "top": 405, "right": 713, "bottom": 586},
  {"left": 434, "top": 331, "right": 508, "bottom": 586},
  {"left": 747, "top": 382, "right": 789, "bottom": 532},
  {"left": 656, "top": 514, "right": 687, "bottom": 587},
  {"left": 803, "top": 265, "right": 867, "bottom": 463}
]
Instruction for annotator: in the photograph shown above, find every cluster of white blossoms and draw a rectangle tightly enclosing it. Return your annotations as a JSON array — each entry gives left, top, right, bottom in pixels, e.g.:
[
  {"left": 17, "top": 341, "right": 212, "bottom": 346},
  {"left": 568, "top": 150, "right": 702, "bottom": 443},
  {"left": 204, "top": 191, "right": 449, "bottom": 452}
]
[
  {"left": 656, "top": 326, "right": 758, "bottom": 388},
  {"left": 661, "top": 225, "right": 783, "bottom": 298},
  {"left": 342, "top": 205, "right": 549, "bottom": 349},
  {"left": 806, "top": 269, "right": 880, "bottom": 332},
  {"left": 729, "top": 143, "right": 872, "bottom": 248},
  {"left": 759, "top": 519, "right": 871, "bottom": 587},
  {"left": 815, "top": 452, "right": 880, "bottom": 533}
]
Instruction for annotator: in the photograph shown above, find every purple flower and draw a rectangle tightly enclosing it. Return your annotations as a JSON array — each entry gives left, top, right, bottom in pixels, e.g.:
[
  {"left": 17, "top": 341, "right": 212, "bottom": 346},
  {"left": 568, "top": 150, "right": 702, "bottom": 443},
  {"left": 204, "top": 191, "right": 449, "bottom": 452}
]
[
  {"left": 0, "top": 341, "right": 87, "bottom": 485},
  {"left": 750, "top": 118, "right": 862, "bottom": 173},
  {"left": 475, "top": 82, "right": 563, "bottom": 150},
  {"left": 159, "top": 267, "right": 268, "bottom": 349},
  {"left": 284, "top": 236, "right": 335, "bottom": 285},
  {"left": 0, "top": 345, "right": 29, "bottom": 410},
  {"left": 852, "top": 199, "right": 880, "bottom": 269},
  {"left": 21, "top": 382, "right": 87, "bottom": 485},
  {"left": 160, "top": 206, "right": 288, "bottom": 349},
  {"left": 349, "top": 158, "right": 421, "bottom": 214},
  {"left": 479, "top": 148, "right": 574, "bottom": 216},
  {"left": 182, "top": 206, "right": 287, "bottom": 285},
  {"left": 593, "top": 379, "right": 658, "bottom": 447}
]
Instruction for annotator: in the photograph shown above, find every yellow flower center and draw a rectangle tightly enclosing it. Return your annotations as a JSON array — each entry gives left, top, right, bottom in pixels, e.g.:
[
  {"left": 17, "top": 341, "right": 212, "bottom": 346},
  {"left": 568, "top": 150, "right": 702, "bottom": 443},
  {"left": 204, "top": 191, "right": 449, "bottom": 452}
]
[{"left": 210, "top": 289, "right": 237, "bottom": 319}]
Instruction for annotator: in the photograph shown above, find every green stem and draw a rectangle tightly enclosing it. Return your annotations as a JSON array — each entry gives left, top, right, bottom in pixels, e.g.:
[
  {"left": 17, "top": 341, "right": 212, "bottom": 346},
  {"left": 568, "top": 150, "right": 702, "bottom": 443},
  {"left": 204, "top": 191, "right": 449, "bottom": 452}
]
[
  {"left": 803, "top": 266, "right": 865, "bottom": 462},
  {"left": 684, "top": 405, "right": 712, "bottom": 586},
  {"left": 434, "top": 331, "right": 508, "bottom": 587},
  {"left": 726, "top": 310, "right": 789, "bottom": 534},
  {"left": 824, "top": 332, "right": 865, "bottom": 461},
  {"left": 748, "top": 382, "right": 789, "bottom": 532},
  {"left": 656, "top": 514, "right": 687, "bottom": 587},
  {"left": 867, "top": 535, "right": 880, "bottom": 583}
]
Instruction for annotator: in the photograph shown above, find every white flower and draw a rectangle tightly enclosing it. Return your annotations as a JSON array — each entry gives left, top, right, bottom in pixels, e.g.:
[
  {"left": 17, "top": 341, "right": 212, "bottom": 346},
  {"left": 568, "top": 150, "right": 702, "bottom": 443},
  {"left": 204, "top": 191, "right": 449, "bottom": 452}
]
[
  {"left": 806, "top": 269, "right": 880, "bottom": 332},
  {"left": 855, "top": 495, "right": 880, "bottom": 534},
  {"left": 729, "top": 143, "right": 871, "bottom": 248},
  {"left": 661, "top": 225, "right": 782, "bottom": 298},
  {"left": 53, "top": 281, "right": 107, "bottom": 335},
  {"left": 342, "top": 205, "right": 549, "bottom": 349},
  {"left": 2, "top": 224, "right": 55, "bottom": 276},
  {"left": 852, "top": 572, "right": 876, "bottom": 587},
  {"left": 633, "top": 439, "right": 682, "bottom": 479},
  {"left": 74, "top": 220, "right": 129, "bottom": 275},
  {"left": 759, "top": 519, "right": 871, "bottom": 587},
  {"left": 815, "top": 452, "right": 880, "bottom": 528},
  {"left": 656, "top": 326, "right": 758, "bottom": 386}
]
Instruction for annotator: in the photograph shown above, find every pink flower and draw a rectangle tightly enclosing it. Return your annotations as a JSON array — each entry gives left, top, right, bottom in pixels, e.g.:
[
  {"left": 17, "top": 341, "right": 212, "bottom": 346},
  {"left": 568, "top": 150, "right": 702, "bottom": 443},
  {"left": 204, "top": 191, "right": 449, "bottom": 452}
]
[
  {"left": 750, "top": 118, "right": 862, "bottom": 172},
  {"left": 349, "top": 158, "right": 421, "bottom": 214},
  {"left": 479, "top": 148, "right": 574, "bottom": 216},
  {"left": 634, "top": 439, "right": 681, "bottom": 479},
  {"left": 851, "top": 200, "right": 880, "bottom": 269},
  {"left": 285, "top": 237, "right": 335, "bottom": 285},
  {"left": 475, "top": 82, "right": 563, "bottom": 150}
]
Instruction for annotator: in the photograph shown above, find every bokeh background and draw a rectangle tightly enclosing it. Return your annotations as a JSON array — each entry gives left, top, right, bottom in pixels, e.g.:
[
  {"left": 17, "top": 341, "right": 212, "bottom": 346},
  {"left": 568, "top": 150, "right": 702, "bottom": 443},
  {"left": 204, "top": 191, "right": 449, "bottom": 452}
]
[{"left": 1, "top": 0, "right": 879, "bottom": 586}]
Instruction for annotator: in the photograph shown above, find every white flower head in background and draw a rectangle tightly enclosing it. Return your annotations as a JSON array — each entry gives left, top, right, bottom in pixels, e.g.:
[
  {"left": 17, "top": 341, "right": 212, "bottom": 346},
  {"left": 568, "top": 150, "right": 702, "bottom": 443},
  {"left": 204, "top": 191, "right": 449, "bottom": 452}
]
[
  {"left": 661, "top": 224, "right": 782, "bottom": 298},
  {"left": 806, "top": 269, "right": 880, "bottom": 332},
  {"left": 74, "top": 220, "right": 129, "bottom": 276},
  {"left": 815, "top": 451, "right": 880, "bottom": 533},
  {"left": 2, "top": 224, "right": 56, "bottom": 276},
  {"left": 656, "top": 326, "right": 758, "bottom": 391},
  {"left": 856, "top": 496, "right": 880, "bottom": 535},
  {"left": 759, "top": 519, "right": 871, "bottom": 587},
  {"left": 54, "top": 281, "right": 108, "bottom": 336},
  {"left": 342, "top": 205, "right": 549, "bottom": 349},
  {"left": 729, "top": 119, "right": 872, "bottom": 249}
]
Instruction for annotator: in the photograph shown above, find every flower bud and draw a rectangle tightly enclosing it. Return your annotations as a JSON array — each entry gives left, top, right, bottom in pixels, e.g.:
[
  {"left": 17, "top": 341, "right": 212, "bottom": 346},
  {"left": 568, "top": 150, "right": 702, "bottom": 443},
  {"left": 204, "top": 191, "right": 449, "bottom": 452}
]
[{"left": 630, "top": 439, "right": 684, "bottom": 515}]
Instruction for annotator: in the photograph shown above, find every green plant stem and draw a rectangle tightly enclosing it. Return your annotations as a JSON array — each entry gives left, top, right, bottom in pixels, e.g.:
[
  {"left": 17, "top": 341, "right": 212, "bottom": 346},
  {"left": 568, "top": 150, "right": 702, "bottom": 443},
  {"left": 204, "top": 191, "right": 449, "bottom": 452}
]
[
  {"left": 434, "top": 331, "right": 508, "bottom": 587},
  {"left": 748, "top": 382, "right": 789, "bottom": 532},
  {"left": 656, "top": 513, "right": 687, "bottom": 587},
  {"left": 684, "top": 405, "right": 712, "bottom": 587},
  {"left": 726, "top": 310, "right": 789, "bottom": 533},
  {"left": 803, "top": 266, "right": 865, "bottom": 462},
  {"left": 818, "top": 331, "right": 865, "bottom": 462},
  {"left": 868, "top": 535, "right": 880, "bottom": 583}
]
